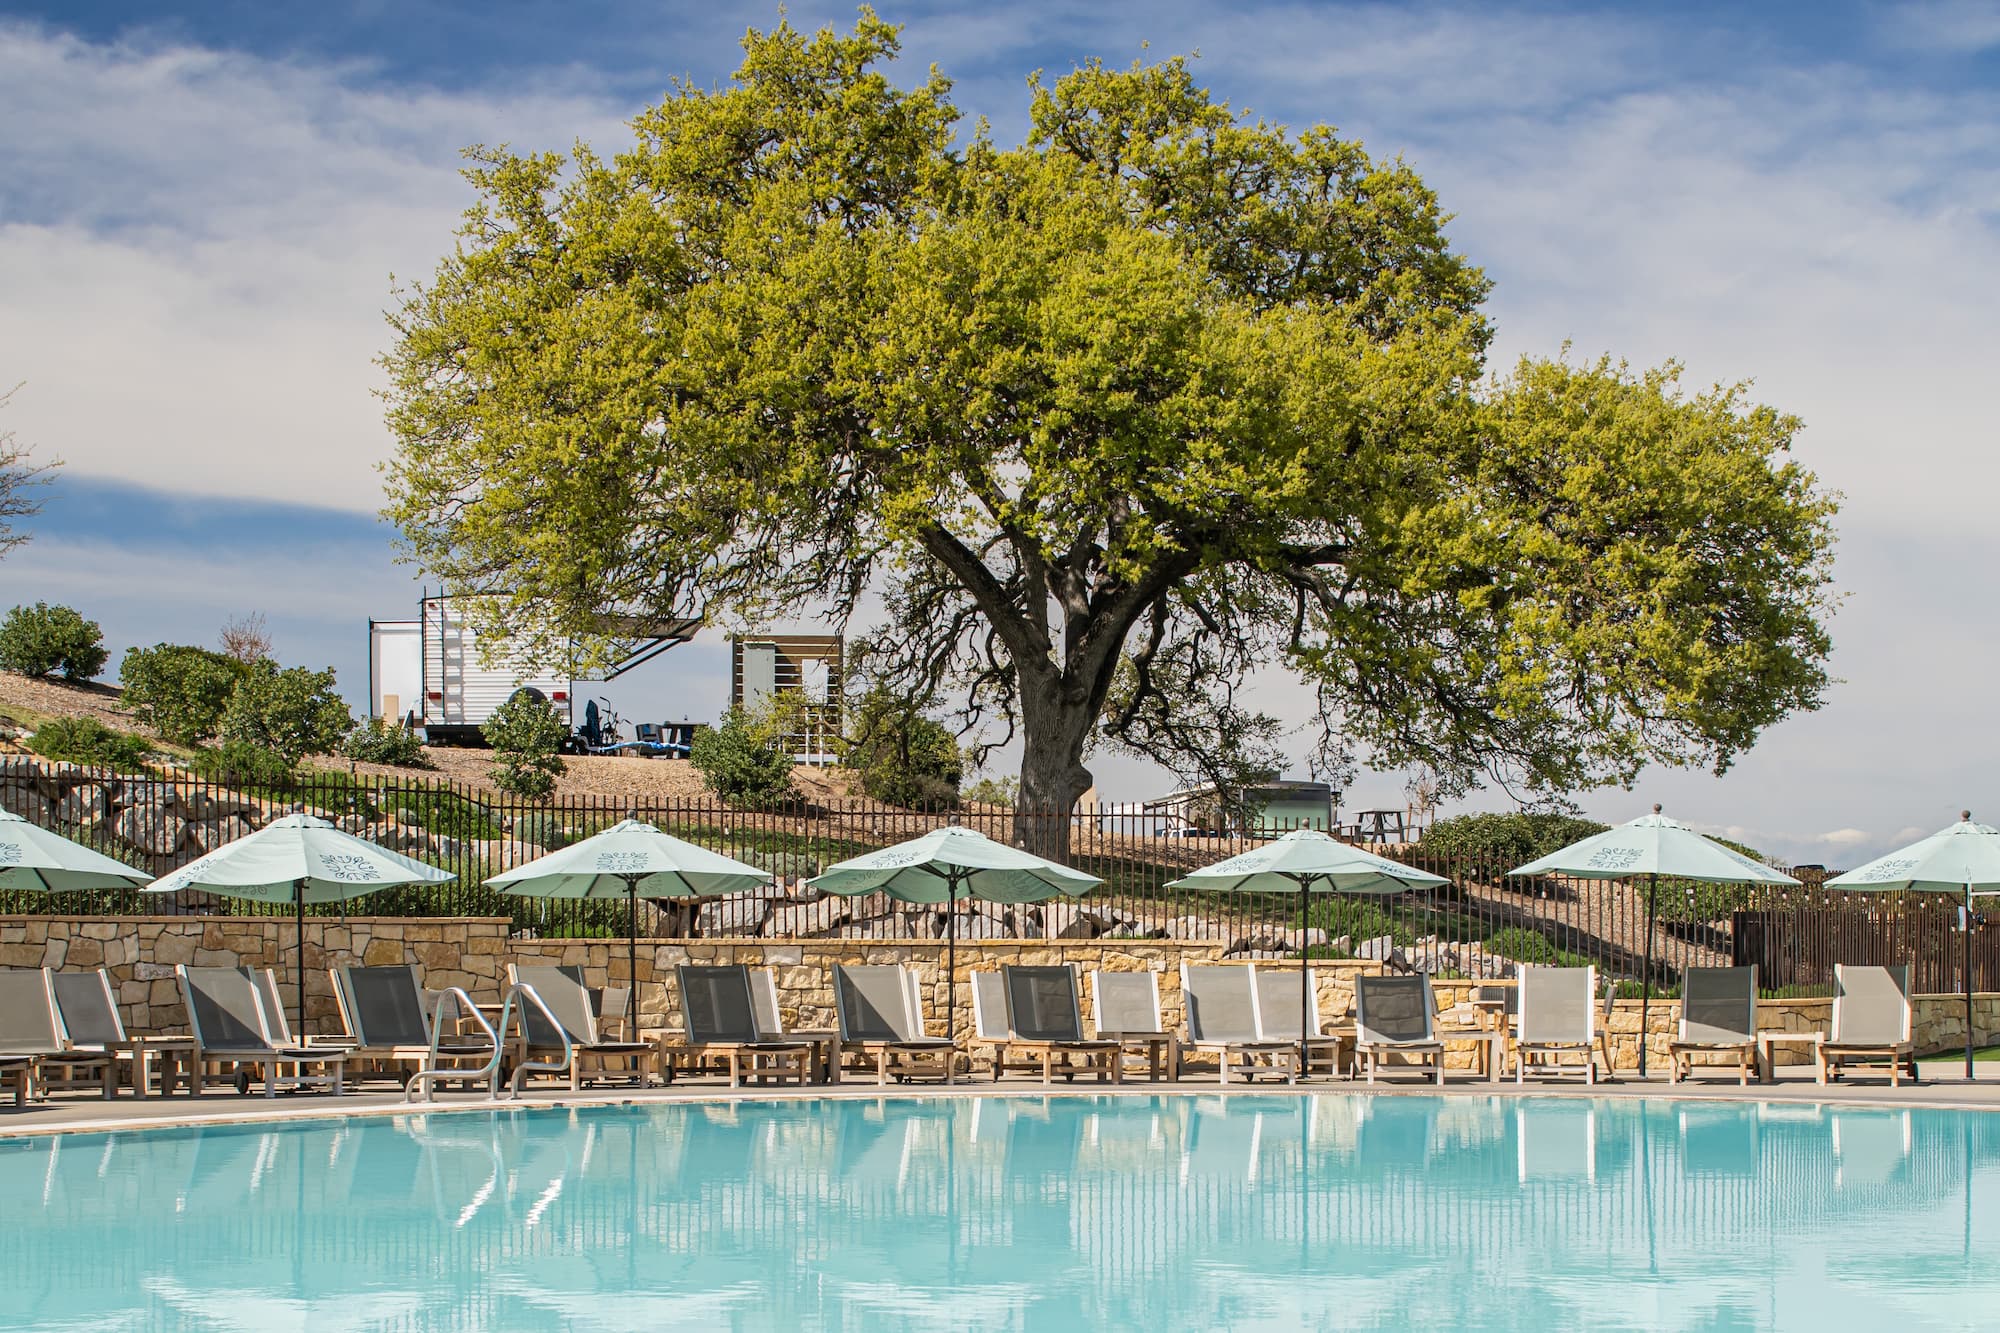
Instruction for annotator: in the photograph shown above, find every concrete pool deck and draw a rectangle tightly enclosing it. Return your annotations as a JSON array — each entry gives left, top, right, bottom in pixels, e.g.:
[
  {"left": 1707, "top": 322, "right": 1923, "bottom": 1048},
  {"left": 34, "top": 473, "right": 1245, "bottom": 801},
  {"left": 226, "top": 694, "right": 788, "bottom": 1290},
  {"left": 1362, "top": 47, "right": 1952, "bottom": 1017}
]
[{"left": 7, "top": 1059, "right": 2000, "bottom": 1138}]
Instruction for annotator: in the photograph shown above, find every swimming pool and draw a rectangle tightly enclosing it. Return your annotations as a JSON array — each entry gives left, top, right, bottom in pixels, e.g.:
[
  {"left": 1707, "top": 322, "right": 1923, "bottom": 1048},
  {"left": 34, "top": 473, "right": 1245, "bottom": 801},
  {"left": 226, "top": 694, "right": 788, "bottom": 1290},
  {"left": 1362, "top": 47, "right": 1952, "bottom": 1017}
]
[{"left": 1, "top": 1094, "right": 1995, "bottom": 1330}]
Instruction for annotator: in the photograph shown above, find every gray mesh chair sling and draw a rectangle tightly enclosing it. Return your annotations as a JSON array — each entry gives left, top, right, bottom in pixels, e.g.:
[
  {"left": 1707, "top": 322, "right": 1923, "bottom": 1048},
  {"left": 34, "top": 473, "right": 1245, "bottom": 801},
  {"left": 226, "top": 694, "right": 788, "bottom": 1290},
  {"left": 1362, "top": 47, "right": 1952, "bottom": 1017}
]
[
  {"left": 972, "top": 966, "right": 1120, "bottom": 1085},
  {"left": 0, "top": 968, "right": 114, "bottom": 1102},
  {"left": 1514, "top": 965, "right": 1597, "bottom": 1084},
  {"left": 1181, "top": 964, "right": 1297, "bottom": 1084},
  {"left": 1669, "top": 966, "right": 1759, "bottom": 1085},
  {"left": 48, "top": 968, "right": 155, "bottom": 1095},
  {"left": 177, "top": 965, "right": 345, "bottom": 1097},
  {"left": 1355, "top": 973, "right": 1446, "bottom": 1085},
  {"left": 1819, "top": 964, "right": 1917, "bottom": 1087},
  {"left": 672, "top": 965, "right": 813, "bottom": 1088},
  {"left": 1089, "top": 969, "right": 1179, "bottom": 1080},
  {"left": 1252, "top": 966, "right": 1347, "bottom": 1077},
  {"left": 506, "top": 965, "right": 653, "bottom": 1091},
  {"left": 832, "top": 964, "right": 953, "bottom": 1085},
  {"left": 331, "top": 965, "right": 495, "bottom": 1087}
]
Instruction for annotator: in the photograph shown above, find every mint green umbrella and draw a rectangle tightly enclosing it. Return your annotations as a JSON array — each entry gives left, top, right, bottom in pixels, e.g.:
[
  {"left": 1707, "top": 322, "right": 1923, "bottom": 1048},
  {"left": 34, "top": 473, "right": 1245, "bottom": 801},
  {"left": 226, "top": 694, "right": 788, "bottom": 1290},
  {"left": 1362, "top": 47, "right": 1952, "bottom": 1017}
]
[
  {"left": 807, "top": 826, "right": 1101, "bottom": 1042},
  {"left": 1827, "top": 813, "right": 2000, "bottom": 1080},
  {"left": 1168, "top": 829, "right": 1450, "bottom": 1075},
  {"left": 1509, "top": 806, "right": 1799, "bottom": 1076},
  {"left": 0, "top": 807, "right": 153, "bottom": 893}
]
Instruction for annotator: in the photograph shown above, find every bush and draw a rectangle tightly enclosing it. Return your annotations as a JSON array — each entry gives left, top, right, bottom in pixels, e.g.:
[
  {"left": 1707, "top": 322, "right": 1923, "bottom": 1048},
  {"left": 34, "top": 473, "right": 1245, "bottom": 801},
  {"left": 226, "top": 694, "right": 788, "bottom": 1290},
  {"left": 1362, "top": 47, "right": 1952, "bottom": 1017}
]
[
  {"left": 340, "top": 717, "right": 431, "bottom": 768},
  {"left": 482, "top": 690, "right": 568, "bottom": 801},
  {"left": 119, "top": 643, "right": 246, "bottom": 745},
  {"left": 25, "top": 716, "right": 151, "bottom": 770},
  {"left": 193, "top": 739, "right": 298, "bottom": 787},
  {"left": 0, "top": 603, "right": 107, "bottom": 681},
  {"left": 1422, "top": 812, "right": 1611, "bottom": 867},
  {"left": 845, "top": 688, "right": 963, "bottom": 808},
  {"left": 690, "top": 707, "right": 796, "bottom": 810},
  {"left": 220, "top": 660, "right": 353, "bottom": 765},
  {"left": 963, "top": 775, "right": 1018, "bottom": 808},
  {"left": 1485, "top": 927, "right": 1591, "bottom": 969}
]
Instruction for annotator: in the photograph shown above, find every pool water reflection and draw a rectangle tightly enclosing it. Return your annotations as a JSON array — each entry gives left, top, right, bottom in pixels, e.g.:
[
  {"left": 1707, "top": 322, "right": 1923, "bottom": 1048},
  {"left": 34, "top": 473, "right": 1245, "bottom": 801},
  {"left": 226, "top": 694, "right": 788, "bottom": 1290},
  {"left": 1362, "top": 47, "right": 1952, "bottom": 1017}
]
[{"left": 2, "top": 1094, "right": 1997, "bottom": 1330}]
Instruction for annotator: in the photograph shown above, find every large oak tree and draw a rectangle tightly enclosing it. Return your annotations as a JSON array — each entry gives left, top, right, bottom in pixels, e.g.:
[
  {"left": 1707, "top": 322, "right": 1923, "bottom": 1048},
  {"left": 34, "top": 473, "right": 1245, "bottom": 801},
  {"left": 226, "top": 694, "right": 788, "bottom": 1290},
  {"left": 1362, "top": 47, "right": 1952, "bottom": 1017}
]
[{"left": 383, "top": 15, "right": 1838, "bottom": 854}]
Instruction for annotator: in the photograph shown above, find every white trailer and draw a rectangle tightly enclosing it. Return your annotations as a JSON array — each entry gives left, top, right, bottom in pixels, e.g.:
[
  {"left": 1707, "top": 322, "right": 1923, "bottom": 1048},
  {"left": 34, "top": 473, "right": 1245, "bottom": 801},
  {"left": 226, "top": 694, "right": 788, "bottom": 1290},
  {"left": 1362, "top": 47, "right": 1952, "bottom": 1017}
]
[{"left": 368, "top": 595, "right": 700, "bottom": 746}]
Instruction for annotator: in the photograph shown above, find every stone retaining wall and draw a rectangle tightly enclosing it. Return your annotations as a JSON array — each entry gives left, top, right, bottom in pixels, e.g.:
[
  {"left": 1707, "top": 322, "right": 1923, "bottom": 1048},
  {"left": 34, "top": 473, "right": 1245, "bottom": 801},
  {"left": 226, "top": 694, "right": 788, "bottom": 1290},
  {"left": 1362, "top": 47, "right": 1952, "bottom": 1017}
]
[{"left": 5, "top": 916, "right": 1997, "bottom": 1072}]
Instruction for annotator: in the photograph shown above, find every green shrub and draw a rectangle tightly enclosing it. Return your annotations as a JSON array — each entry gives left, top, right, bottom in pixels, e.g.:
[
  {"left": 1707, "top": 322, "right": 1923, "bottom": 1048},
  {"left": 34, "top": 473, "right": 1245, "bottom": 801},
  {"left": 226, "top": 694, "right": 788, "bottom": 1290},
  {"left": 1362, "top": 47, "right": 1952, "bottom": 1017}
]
[
  {"left": 1485, "top": 927, "right": 1590, "bottom": 968},
  {"left": 220, "top": 661, "right": 353, "bottom": 765},
  {"left": 482, "top": 691, "right": 568, "bottom": 801},
  {"left": 340, "top": 717, "right": 431, "bottom": 768},
  {"left": 0, "top": 603, "right": 107, "bottom": 681},
  {"left": 119, "top": 643, "right": 246, "bottom": 745},
  {"left": 963, "top": 775, "right": 1017, "bottom": 808},
  {"left": 25, "top": 716, "right": 151, "bottom": 770},
  {"left": 689, "top": 707, "right": 796, "bottom": 810},
  {"left": 845, "top": 688, "right": 963, "bottom": 808},
  {"left": 193, "top": 739, "right": 298, "bottom": 787},
  {"left": 1423, "top": 812, "right": 1611, "bottom": 867}
]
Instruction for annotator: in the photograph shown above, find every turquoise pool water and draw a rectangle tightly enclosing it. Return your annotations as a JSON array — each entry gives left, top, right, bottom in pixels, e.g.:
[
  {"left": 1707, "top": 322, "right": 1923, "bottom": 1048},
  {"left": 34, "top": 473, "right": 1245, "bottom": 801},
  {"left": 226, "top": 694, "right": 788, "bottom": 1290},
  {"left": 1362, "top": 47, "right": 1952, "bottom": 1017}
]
[{"left": 2, "top": 1094, "right": 1996, "bottom": 1330}]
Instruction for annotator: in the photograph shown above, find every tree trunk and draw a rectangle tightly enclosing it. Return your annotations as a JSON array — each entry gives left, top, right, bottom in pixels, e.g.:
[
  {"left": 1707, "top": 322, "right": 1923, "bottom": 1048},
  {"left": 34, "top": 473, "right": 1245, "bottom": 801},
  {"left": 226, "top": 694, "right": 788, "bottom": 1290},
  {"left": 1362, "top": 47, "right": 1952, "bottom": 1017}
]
[{"left": 1015, "top": 684, "right": 1095, "bottom": 861}]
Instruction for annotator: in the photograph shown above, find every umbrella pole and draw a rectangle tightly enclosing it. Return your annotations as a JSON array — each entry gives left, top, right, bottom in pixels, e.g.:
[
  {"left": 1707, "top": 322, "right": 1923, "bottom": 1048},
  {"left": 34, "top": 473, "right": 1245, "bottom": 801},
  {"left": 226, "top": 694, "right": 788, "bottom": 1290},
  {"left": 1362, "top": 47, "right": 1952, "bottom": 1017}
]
[
  {"left": 1640, "top": 872, "right": 1657, "bottom": 1079},
  {"left": 1967, "top": 883, "right": 1976, "bottom": 1082},
  {"left": 294, "top": 878, "right": 307, "bottom": 1037},
  {"left": 1299, "top": 875, "right": 1310, "bottom": 1081},
  {"left": 628, "top": 876, "right": 640, "bottom": 1027}
]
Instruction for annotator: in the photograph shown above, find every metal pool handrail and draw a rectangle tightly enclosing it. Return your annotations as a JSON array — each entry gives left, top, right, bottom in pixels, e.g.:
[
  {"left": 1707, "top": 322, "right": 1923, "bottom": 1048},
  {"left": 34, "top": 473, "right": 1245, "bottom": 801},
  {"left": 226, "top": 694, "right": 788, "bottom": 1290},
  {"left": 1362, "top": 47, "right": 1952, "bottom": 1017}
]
[
  {"left": 406, "top": 987, "right": 502, "bottom": 1103},
  {"left": 497, "top": 983, "right": 573, "bottom": 1100}
]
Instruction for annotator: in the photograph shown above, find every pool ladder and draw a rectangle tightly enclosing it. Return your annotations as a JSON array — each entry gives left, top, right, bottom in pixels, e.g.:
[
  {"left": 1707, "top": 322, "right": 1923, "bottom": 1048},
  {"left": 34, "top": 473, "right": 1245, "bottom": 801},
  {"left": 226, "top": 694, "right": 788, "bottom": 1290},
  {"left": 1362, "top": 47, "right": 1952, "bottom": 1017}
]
[{"left": 402, "top": 983, "right": 575, "bottom": 1103}]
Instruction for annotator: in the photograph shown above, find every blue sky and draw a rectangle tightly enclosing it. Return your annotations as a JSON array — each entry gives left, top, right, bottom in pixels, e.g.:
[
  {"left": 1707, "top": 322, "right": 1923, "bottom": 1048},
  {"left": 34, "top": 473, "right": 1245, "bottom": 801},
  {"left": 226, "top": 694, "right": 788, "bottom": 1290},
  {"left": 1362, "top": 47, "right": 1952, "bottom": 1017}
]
[{"left": 1, "top": 1, "right": 1997, "bottom": 862}]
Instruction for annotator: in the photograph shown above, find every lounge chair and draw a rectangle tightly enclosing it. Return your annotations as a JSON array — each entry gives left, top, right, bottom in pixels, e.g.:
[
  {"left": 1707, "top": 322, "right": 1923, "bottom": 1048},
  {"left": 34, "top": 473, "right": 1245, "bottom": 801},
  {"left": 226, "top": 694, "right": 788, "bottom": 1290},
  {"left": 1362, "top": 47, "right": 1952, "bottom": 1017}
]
[
  {"left": 50, "top": 967, "right": 198, "bottom": 1098},
  {"left": 177, "top": 965, "right": 346, "bottom": 1097},
  {"left": 1088, "top": 969, "right": 1179, "bottom": 1080},
  {"left": 970, "top": 967, "right": 1121, "bottom": 1085},
  {"left": 1669, "top": 966, "right": 1759, "bottom": 1085},
  {"left": 329, "top": 965, "right": 499, "bottom": 1094},
  {"left": 1355, "top": 973, "right": 1446, "bottom": 1085},
  {"left": 1513, "top": 965, "right": 1597, "bottom": 1084},
  {"left": 505, "top": 965, "right": 654, "bottom": 1091},
  {"left": 0, "top": 968, "right": 115, "bottom": 1102},
  {"left": 832, "top": 964, "right": 954, "bottom": 1085},
  {"left": 1252, "top": 965, "right": 1347, "bottom": 1077},
  {"left": 669, "top": 965, "right": 814, "bottom": 1087},
  {"left": 1818, "top": 964, "right": 1916, "bottom": 1086},
  {"left": 1180, "top": 964, "right": 1298, "bottom": 1084}
]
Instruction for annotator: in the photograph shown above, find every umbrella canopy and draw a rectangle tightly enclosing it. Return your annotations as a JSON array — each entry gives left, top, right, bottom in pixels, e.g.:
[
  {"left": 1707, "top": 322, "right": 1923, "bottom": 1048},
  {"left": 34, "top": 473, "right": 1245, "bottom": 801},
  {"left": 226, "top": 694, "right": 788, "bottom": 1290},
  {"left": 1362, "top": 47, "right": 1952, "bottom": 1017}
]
[
  {"left": 0, "top": 807, "right": 154, "bottom": 893},
  {"left": 487, "top": 819, "right": 774, "bottom": 998},
  {"left": 485, "top": 819, "right": 773, "bottom": 899},
  {"left": 809, "top": 825, "right": 1101, "bottom": 904},
  {"left": 1828, "top": 813, "right": 2000, "bottom": 1080},
  {"left": 808, "top": 826, "right": 1102, "bottom": 1047},
  {"left": 146, "top": 813, "right": 454, "bottom": 1031},
  {"left": 1169, "top": 829, "right": 1448, "bottom": 1079},
  {"left": 1166, "top": 828, "right": 1451, "bottom": 896},
  {"left": 1507, "top": 806, "right": 1799, "bottom": 1078},
  {"left": 1509, "top": 810, "right": 1801, "bottom": 886}
]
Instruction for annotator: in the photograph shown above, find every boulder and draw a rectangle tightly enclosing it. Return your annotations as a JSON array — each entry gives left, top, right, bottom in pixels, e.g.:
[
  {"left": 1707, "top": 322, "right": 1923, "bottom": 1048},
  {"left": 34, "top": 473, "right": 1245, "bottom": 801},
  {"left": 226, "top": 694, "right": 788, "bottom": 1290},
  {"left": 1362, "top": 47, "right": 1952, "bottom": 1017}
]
[
  {"left": 1166, "top": 915, "right": 1229, "bottom": 941},
  {"left": 948, "top": 912, "right": 1012, "bottom": 941},
  {"left": 1043, "top": 903, "right": 1100, "bottom": 939},
  {"left": 1352, "top": 935, "right": 1397, "bottom": 962},
  {"left": 118, "top": 802, "right": 185, "bottom": 856},
  {"left": 187, "top": 814, "right": 253, "bottom": 854},
  {"left": 696, "top": 894, "right": 771, "bottom": 938},
  {"left": 55, "top": 784, "right": 108, "bottom": 825},
  {"left": 769, "top": 901, "right": 847, "bottom": 938}
]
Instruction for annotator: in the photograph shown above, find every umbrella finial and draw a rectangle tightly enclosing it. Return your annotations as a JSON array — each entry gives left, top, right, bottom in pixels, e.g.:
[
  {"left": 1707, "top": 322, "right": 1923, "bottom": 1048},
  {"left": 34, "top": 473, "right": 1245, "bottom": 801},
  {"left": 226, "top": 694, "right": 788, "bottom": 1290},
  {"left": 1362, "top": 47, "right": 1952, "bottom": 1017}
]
[
  {"left": 623, "top": 804, "right": 638, "bottom": 822},
  {"left": 1652, "top": 803, "right": 1662, "bottom": 815},
  {"left": 1965, "top": 810, "right": 1974, "bottom": 822}
]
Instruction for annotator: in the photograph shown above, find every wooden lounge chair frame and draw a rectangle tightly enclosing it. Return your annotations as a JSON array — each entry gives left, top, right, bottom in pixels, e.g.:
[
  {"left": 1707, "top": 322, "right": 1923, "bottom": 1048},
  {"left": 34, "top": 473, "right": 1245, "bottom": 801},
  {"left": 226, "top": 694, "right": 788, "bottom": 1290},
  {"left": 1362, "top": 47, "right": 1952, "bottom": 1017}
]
[
  {"left": 833, "top": 965, "right": 954, "bottom": 1085},
  {"left": 0, "top": 968, "right": 116, "bottom": 1102},
  {"left": 1818, "top": 964, "right": 1918, "bottom": 1087},
  {"left": 1181, "top": 964, "right": 1298, "bottom": 1084},
  {"left": 505, "top": 964, "right": 654, "bottom": 1090},
  {"left": 1669, "top": 965, "right": 1759, "bottom": 1085},
  {"left": 667, "top": 964, "right": 814, "bottom": 1088},
  {"left": 971, "top": 967, "right": 1121, "bottom": 1085},
  {"left": 1355, "top": 973, "right": 1446, "bottom": 1085},
  {"left": 177, "top": 965, "right": 346, "bottom": 1097},
  {"left": 1514, "top": 964, "right": 1598, "bottom": 1084}
]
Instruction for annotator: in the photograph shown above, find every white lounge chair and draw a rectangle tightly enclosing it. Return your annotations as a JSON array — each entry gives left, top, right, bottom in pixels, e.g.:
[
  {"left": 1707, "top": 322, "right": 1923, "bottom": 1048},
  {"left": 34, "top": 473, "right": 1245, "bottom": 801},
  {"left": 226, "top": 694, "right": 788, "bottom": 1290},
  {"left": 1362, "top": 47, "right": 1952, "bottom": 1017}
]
[
  {"left": 1088, "top": 969, "right": 1178, "bottom": 1080},
  {"left": 0, "top": 968, "right": 115, "bottom": 1102},
  {"left": 1513, "top": 965, "right": 1597, "bottom": 1084},
  {"left": 1818, "top": 964, "right": 1916, "bottom": 1087},
  {"left": 970, "top": 966, "right": 1120, "bottom": 1084},
  {"left": 833, "top": 964, "right": 954, "bottom": 1085},
  {"left": 1252, "top": 965, "right": 1346, "bottom": 1077},
  {"left": 1355, "top": 973, "right": 1446, "bottom": 1085},
  {"left": 1669, "top": 966, "right": 1758, "bottom": 1085},
  {"left": 1180, "top": 964, "right": 1297, "bottom": 1084}
]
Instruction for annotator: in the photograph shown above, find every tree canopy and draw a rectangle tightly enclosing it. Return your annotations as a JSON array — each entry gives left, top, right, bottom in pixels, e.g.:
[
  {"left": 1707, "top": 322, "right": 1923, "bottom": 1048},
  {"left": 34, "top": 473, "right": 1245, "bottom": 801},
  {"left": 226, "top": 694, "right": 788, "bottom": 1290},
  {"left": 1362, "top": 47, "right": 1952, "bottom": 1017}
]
[{"left": 383, "top": 14, "right": 1838, "bottom": 853}]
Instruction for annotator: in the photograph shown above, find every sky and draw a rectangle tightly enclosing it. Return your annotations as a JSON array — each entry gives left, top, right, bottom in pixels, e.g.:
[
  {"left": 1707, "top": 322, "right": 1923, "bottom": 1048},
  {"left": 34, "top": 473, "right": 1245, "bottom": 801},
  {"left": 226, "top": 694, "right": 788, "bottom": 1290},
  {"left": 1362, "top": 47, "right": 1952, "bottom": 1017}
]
[{"left": 0, "top": 0, "right": 1996, "bottom": 865}]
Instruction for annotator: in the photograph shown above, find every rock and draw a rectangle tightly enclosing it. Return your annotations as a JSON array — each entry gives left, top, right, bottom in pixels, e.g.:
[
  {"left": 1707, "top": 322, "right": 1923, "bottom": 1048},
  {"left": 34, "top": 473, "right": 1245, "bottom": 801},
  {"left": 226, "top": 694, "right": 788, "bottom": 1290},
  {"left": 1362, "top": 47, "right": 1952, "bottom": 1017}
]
[
  {"left": 1166, "top": 915, "right": 1228, "bottom": 941},
  {"left": 769, "top": 901, "right": 846, "bottom": 938},
  {"left": 1353, "top": 935, "right": 1397, "bottom": 962},
  {"left": 134, "top": 962, "right": 177, "bottom": 981},
  {"left": 1331, "top": 934, "right": 1352, "bottom": 956},
  {"left": 2, "top": 789, "right": 52, "bottom": 824},
  {"left": 118, "top": 803, "right": 185, "bottom": 856},
  {"left": 55, "top": 784, "right": 108, "bottom": 825},
  {"left": 947, "top": 912, "right": 1011, "bottom": 940},
  {"left": 187, "top": 814, "right": 253, "bottom": 854},
  {"left": 696, "top": 894, "right": 771, "bottom": 937},
  {"left": 1044, "top": 903, "right": 1100, "bottom": 939}
]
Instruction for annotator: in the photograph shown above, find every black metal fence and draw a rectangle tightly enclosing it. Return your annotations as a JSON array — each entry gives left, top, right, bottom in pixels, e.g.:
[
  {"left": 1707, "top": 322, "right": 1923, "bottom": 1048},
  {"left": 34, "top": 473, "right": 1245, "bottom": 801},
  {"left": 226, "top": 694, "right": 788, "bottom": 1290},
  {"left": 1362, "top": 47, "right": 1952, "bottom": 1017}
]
[{"left": 2, "top": 763, "right": 1986, "bottom": 994}]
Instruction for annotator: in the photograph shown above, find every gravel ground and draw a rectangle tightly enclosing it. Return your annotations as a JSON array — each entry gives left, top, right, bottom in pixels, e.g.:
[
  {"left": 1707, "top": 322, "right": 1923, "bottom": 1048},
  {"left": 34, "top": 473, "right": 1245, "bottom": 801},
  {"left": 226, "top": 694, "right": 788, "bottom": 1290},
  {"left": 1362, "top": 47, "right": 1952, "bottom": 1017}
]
[{"left": 0, "top": 672, "right": 150, "bottom": 736}]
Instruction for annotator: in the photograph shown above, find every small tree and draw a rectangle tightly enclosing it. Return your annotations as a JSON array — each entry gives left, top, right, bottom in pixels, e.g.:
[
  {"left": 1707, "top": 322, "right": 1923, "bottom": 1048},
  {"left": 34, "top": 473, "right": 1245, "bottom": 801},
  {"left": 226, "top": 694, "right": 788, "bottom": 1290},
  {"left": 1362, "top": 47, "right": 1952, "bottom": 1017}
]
[
  {"left": 845, "top": 687, "right": 963, "bottom": 808},
  {"left": 0, "top": 384, "right": 56, "bottom": 560},
  {"left": 340, "top": 716, "right": 431, "bottom": 768},
  {"left": 217, "top": 612, "right": 273, "bottom": 664},
  {"left": 120, "top": 644, "right": 248, "bottom": 745},
  {"left": 482, "top": 691, "right": 568, "bottom": 800},
  {"left": 0, "top": 603, "right": 107, "bottom": 681},
  {"left": 219, "top": 661, "right": 353, "bottom": 766},
  {"left": 689, "top": 708, "right": 796, "bottom": 810},
  {"left": 963, "top": 775, "right": 1018, "bottom": 808}
]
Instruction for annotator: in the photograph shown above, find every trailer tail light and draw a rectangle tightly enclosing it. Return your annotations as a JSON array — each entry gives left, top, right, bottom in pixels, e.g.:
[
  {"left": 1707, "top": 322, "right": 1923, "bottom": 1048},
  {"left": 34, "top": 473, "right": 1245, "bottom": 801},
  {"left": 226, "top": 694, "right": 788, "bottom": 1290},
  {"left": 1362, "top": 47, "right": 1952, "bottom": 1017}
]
[
  {"left": 552, "top": 691, "right": 568, "bottom": 702},
  {"left": 426, "top": 691, "right": 443, "bottom": 701}
]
